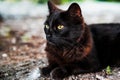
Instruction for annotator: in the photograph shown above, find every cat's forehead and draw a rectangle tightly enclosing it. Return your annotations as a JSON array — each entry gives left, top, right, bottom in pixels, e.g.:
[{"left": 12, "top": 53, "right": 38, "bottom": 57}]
[{"left": 46, "top": 11, "right": 63, "bottom": 25}]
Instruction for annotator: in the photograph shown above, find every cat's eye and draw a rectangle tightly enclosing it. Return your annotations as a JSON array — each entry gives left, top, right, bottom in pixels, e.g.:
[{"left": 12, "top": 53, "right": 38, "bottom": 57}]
[
  {"left": 45, "top": 25, "right": 49, "bottom": 29},
  {"left": 57, "top": 25, "right": 64, "bottom": 30}
]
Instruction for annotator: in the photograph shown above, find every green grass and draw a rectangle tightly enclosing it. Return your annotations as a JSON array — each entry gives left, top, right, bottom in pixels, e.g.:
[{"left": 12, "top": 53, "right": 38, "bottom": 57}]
[{"left": 106, "top": 66, "right": 112, "bottom": 75}]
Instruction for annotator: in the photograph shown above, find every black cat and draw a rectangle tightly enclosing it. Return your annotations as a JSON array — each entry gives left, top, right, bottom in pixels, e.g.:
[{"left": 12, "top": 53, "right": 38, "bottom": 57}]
[{"left": 42, "top": 1, "right": 120, "bottom": 79}]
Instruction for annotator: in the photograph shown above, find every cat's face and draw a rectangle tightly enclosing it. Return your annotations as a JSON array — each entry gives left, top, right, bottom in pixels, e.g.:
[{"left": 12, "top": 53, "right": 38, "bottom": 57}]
[{"left": 44, "top": 1, "right": 85, "bottom": 48}]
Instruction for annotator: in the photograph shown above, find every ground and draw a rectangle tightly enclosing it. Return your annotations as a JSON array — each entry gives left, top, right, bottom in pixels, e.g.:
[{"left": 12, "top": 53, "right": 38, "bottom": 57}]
[
  {"left": 0, "top": 18, "right": 120, "bottom": 80},
  {"left": 0, "top": 1, "right": 120, "bottom": 80}
]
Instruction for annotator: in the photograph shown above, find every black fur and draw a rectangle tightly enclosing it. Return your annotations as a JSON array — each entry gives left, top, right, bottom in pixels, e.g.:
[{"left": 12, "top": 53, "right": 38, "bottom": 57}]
[
  {"left": 42, "top": 1, "right": 120, "bottom": 79},
  {"left": 89, "top": 23, "right": 120, "bottom": 67}
]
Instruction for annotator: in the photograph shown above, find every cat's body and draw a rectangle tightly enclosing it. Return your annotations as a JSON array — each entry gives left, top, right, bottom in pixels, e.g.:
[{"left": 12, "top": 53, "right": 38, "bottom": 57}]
[
  {"left": 42, "top": 1, "right": 120, "bottom": 79},
  {"left": 90, "top": 23, "right": 120, "bottom": 67}
]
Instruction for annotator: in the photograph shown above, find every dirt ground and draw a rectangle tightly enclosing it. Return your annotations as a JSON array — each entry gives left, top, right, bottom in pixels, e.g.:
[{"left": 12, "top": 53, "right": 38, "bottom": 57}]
[{"left": 0, "top": 17, "right": 120, "bottom": 80}]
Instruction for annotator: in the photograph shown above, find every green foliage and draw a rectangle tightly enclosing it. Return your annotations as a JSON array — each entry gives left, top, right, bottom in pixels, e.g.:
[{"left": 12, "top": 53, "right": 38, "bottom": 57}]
[
  {"left": 0, "top": 26, "right": 11, "bottom": 37},
  {"left": 61, "top": 0, "right": 69, "bottom": 4},
  {"left": 106, "top": 66, "right": 112, "bottom": 75},
  {"left": 31, "top": 0, "right": 47, "bottom": 4},
  {"left": 21, "top": 33, "right": 31, "bottom": 42}
]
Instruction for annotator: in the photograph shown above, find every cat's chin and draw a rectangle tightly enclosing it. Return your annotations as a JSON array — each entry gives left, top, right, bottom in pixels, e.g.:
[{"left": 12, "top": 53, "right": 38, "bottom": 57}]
[
  {"left": 47, "top": 41, "right": 56, "bottom": 46},
  {"left": 47, "top": 41, "right": 63, "bottom": 48},
  {"left": 47, "top": 37, "right": 76, "bottom": 48},
  {"left": 47, "top": 41, "right": 75, "bottom": 50}
]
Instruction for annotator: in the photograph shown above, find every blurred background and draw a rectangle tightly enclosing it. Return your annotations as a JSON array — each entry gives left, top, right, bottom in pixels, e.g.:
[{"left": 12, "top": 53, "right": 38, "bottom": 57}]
[
  {"left": 0, "top": 1, "right": 120, "bottom": 79},
  {"left": 0, "top": 0, "right": 120, "bottom": 21},
  {"left": 0, "top": 0, "right": 120, "bottom": 65}
]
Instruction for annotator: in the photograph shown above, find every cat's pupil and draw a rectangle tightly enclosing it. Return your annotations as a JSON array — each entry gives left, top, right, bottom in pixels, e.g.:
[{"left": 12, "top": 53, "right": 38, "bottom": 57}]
[{"left": 57, "top": 25, "right": 64, "bottom": 30}]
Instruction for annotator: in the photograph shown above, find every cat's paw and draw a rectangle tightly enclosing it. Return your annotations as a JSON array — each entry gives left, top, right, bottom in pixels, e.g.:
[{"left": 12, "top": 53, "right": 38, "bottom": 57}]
[
  {"left": 50, "top": 67, "right": 68, "bottom": 80},
  {"left": 41, "top": 67, "right": 51, "bottom": 77}
]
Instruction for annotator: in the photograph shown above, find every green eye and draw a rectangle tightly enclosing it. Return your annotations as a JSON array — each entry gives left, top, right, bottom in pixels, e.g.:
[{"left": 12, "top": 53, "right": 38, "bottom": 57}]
[
  {"left": 57, "top": 25, "right": 64, "bottom": 30},
  {"left": 45, "top": 25, "right": 49, "bottom": 29}
]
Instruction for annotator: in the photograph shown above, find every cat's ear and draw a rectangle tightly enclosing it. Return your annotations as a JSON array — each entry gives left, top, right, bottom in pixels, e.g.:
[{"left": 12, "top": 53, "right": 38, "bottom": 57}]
[
  {"left": 48, "top": 1, "right": 58, "bottom": 14},
  {"left": 67, "top": 3, "right": 82, "bottom": 17}
]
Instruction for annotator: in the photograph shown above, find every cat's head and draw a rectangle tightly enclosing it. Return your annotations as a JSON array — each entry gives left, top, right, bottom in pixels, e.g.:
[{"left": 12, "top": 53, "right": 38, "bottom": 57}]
[{"left": 44, "top": 1, "right": 85, "bottom": 48}]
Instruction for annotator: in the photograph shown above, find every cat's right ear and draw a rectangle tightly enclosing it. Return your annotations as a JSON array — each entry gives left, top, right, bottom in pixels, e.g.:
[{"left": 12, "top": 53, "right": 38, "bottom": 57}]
[
  {"left": 48, "top": 1, "right": 58, "bottom": 14},
  {"left": 67, "top": 3, "right": 82, "bottom": 17}
]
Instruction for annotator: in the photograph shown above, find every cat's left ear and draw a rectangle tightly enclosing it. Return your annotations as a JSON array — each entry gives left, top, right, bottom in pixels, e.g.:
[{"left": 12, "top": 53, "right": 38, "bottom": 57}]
[
  {"left": 67, "top": 3, "right": 82, "bottom": 17},
  {"left": 48, "top": 1, "right": 58, "bottom": 14}
]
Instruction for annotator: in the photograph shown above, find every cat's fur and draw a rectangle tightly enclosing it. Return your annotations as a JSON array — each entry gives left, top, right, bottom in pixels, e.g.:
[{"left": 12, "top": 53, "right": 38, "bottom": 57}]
[{"left": 42, "top": 1, "right": 120, "bottom": 79}]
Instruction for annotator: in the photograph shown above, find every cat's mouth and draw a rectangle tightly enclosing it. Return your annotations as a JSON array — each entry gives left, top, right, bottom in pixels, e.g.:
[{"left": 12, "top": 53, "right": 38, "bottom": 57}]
[
  {"left": 47, "top": 39, "right": 56, "bottom": 46},
  {"left": 46, "top": 37, "right": 55, "bottom": 44},
  {"left": 46, "top": 37, "right": 59, "bottom": 46}
]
